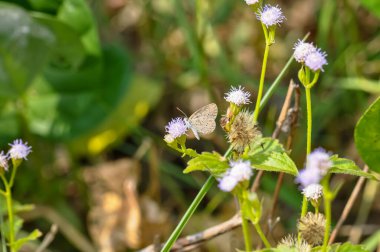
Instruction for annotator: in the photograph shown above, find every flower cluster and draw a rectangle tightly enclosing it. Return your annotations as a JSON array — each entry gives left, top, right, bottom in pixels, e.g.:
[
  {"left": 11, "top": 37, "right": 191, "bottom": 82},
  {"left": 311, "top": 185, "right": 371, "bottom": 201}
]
[
  {"left": 0, "top": 139, "right": 32, "bottom": 171},
  {"left": 165, "top": 117, "right": 188, "bottom": 140},
  {"left": 294, "top": 40, "right": 328, "bottom": 72},
  {"left": 295, "top": 148, "right": 332, "bottom": 189},
  {"left": 218, "top": 160, "right": 253, "bottom": 192},
  {"left": 224, "top": 86, "right": 251, "bottom": 106}
]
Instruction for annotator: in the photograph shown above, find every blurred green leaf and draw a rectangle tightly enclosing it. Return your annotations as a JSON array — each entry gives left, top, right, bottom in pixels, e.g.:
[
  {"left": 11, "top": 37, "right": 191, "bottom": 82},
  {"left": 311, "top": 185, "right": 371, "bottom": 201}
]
[
  {"left": 28, "top": 0, "right": 62, "bottom": 13},
  {"left": 13, "top": 229, "right": 42, "bottom": 251},
  {"left": 355, "top": 97, "right": 380, "bottom": 172},
  {"left": 184, "top": 152, "right": 228, "bottom": 175},
  {"left": 334, "top": 242, "right": 369, "bottom": 252},
  {"left": 359, "top": 0, "right": 380, "bottom": 18},
  {"left": 363, "top": 230, "right": 380, "bottom": 251},
  {"left": 1, "top": 216, "right": 23, "bottom": 241},
  {"left": 0, "top": 3, "right": 54, "bottom": 97},
  {"left": 338, "top": 78, "right": 380, "bottom": 94},
  {"left": 329, "top": 155, "right": 376, "bottom": 179}
]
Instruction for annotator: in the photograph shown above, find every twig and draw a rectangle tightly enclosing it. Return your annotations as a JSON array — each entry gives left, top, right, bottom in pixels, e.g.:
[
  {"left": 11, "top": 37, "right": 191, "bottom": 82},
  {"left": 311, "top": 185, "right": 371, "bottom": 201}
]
[
  {"left": 328, "top": 165, "right": 369, "bottom": 244},
  {"left": 36, "top": 224, "right": 58, "bottom": 252},
  {"left": 140, "top": 214, "right": 241, "bottom": 251}
]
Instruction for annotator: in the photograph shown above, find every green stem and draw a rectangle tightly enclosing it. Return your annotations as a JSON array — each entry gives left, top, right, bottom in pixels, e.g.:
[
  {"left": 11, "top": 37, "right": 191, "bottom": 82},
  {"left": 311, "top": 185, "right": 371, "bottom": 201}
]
[
  {"left": 254, "top": 223, "right": 271, "bottom": 248},
  {"left": 9, "top": 165, "right": 18, "bottom": 189},
  {"left": 322, "top": 178, "right": 332, "bottom": 252},
  {"left": 5, "top": 186, "right": 15, "bottom": 252},
  {"left": 305, "top": 87, "right": 312, "bottom": 156},
  {"left": 298, "top": 196, "right": 308, "bottom": 241},
  {"left": 161, "top": 176, "right": 215, "bottom": 252},
  {"left": 238, "top": 195, "right": 252, "bottom": 251},
  {"left": 254, "top": 41, "right": 270, "bottom": 122}
]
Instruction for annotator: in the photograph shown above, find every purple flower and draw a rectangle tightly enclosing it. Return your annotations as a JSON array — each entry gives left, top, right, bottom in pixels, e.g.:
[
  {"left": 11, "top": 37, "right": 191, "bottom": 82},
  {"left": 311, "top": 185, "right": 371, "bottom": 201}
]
[
  {"left": 306, "top": 148, "right": 332, "bottom": 175},
  {"left": 302, "top": 184, "right": 323, "bottom": 201},
  {"left": 257, "top": 5, "right": 286, "bottom": 27},
  {"left": 224, "top": 86, "right": 251, "bottom": 106},
  {"left": 295, "top": 167, "right": 322, "bottom": 188},
  {"left": 8, "top": 139, "right": 32, "bottom": 160},
  {"left": 305, "top": 49, "right": 328, "bottom": 72},
  {"left": 293, "top": 40, "right": 317, "bottom": 63},
  {"left": 0, "top": 151, "right": 9, "bottom": 171},
  {"left": 165, "top": 117, "right": 188, "bottom": 139}
]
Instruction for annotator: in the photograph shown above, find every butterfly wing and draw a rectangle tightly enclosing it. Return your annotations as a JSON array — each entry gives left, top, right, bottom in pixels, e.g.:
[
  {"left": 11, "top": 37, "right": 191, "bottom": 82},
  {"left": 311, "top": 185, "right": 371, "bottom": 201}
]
[{"left": 188, "top": 103, "right": 218, "bottom": 136}]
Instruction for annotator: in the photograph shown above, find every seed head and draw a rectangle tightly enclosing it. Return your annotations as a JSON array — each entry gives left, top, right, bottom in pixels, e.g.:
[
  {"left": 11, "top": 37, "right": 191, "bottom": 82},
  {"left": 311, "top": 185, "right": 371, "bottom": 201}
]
[
  {"left": 8, "top": 139, "right": 32, "bottom": 160},
  {"left": 228, "top": 111, "right": 261, "bottom": 153},
  {"left": 293, "top": 40, "right": 317, "bottom": 63},
  {"left": 165, "top": 117, "right": 188, "bottom": 139},
  {"left": 305, "top": 49, "right": 328, "bottom": 72},
  {"left": 298, "top": 212, "right": 326, "bottom": 246},
  {"left": 257, "top": 5, "right": 286, "bottom": 27},
  {"left": 224, "top": 86, "right": 251, "bottom": 106},
  {"left": 278, "top": 234, "right": 311, "bottom": 252},
  {"left": 306, "top": 148, "right": 332, "bottom": 175},
  {"left": 0, "top": 151, "right": 9, "bottom": 171},
  {"left": 302, "top": 184, "right": 323, "bottom": 201}
]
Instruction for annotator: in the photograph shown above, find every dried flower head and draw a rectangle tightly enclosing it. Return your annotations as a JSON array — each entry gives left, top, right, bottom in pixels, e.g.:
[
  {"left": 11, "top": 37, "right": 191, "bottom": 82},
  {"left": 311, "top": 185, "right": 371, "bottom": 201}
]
[
  {"left": 218, "top": 175, "right": 238, "bottom": 192},
  {"left": 228, "top": 111, "right": 261, "bottom": 153},
  {"left": 306, "top": 148, "right": 332, "bottom": 175},
  {"left": 229, "top": 160, "right": 253, "bottom": 181},
  {"left": 295, "top": 167, "right": 321, "bottom": 188},
  {"left": 278, "top": 234, "right": 311, "bottom": 252},
  {"left": 8, "top": 139, "right": 32, "bottom": 160},
  {"left": 298, "top": 212, "right": 326, "bottom": 246},
  {"left": 293, "top": 40, "right": 317, "bottom": 63},
  {"left": 302, "top": 184, "right": 323, "bottom": 201},
  {"left": 165, "top": 117, "right": 188, "bottom": 139},
  {"left": 0, "top": 151, "right": 9, "bottom": 171},
  {"left": 224, "top": 86, "right": 251, "bottom": 106},
  {"left": 257, "top": 5, "right": 286, "bottom": 27},
  {"left": 245, "top": 0, "right": 259, "bottom": 5},
  {"left": 305, "top": 49, "right": 328, "bottom": 72}
]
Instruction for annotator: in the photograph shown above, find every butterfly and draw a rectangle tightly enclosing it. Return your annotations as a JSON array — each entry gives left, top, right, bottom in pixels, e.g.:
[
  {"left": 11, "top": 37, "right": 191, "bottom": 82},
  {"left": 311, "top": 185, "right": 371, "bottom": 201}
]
[{"left": 180, "top": 103, "right": 218, "bottom": 140}]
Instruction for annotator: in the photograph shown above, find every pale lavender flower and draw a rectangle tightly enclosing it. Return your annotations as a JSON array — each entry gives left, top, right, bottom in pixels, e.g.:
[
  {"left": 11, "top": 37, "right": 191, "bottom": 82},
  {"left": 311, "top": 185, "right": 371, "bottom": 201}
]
[
  {"left": 302, "top": 184, "right": 323, "bottom": 201},
  {"left": 8, "top": 139, "right": 32, "bottom": 160},
  {"left": 0, "top": 151, "right": 9, "bottom": 171},
  {"left": 305, "top": 49, "right": 328, "bottom": 72},
  {"left": 224, "top": 86, "right": 251, "bottom": 106},
  {"left": 218, "top": 175, "right": 239, "bottom": 192},
  {"left": 256, "top": 5, "right": 285, "bottom": 27},
  {"left": 295, "top": 167, "right": 321, "bottom": 188},
  {"left": 229, "top": 160, "right": 253, "bottom": 181},
  {"left": 165, "top": 117, "right": 188, "bottom": 139},
  {"left": 245, "top": 0, "right": 259, "bottom": 5},
  {"left": 306, "top": 148, "right": 332, "bottom": 175},
  {"left": 293, "top": 40, "right": 317, "bottom": 63}
]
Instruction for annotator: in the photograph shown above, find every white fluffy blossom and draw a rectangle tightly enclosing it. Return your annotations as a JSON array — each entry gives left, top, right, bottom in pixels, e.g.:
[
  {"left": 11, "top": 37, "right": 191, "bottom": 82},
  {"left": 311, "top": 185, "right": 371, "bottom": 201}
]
[
  {"left": 245, "top": 0, "right": 259, "bottom": 5},
  {"left": 293, "top": 40, "right": 317, "bottom": 63},
  {"left": 305, "top": 49, "right": 328, "bottom": 72},
  {"left": 302, "top": 184, "right": 323, "bottom": 201},
  {"left": 224, "top": 86, "right": 251, "bottom": 106},
  {"left": 218, "top": 175, "right": 239, "bottom": 192},
  {"left": 306, "top": 148, "right": 332, "bottom": 175},
  {"left": 257, "top": 5, "right": 285, "bottom": 27},
  {"left": 0, "top": 151, "right": 8, "bottom": 171},
  {"left": 229, "top": 160, "right": 253, "bottom": 181},
  {"left": 295, "top": 167, "right": 321, "bottom": 189}
]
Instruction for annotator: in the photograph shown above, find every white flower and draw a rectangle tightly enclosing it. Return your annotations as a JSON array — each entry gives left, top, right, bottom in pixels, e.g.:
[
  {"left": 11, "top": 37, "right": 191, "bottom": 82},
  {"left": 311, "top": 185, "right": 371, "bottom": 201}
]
[
  {"left": 218, "top": 175, "right": 239, "bottom": 192},
  {"left": 0, "top": 151, "right": 9, "bottom": 171},
  {"left": 229, "top": 160, "right": 253, "bottom": 181},
  {"left": 306, "top": 148, "right": 332, "bottom": 175},
  {"left": 165, "top": 117, "right": 188, "bottom": 139},
  {"left": 295, "top": 167, "right": 321, "bottom": 188},
  {"left": 8, "top": 139, "right": 32, "bottom": 160},
  {"left": 293, "top": 40, "right": 317, "bottom": 63},
  {"left": 224, "top": 86, "right": 251, "bottom": 106},
  {"left": 305, "top": 49, "right": 328, "bottom": 72},
  {"left": 257, "top": 5, "right": 285, "bottom": 27},
  {"left": 302, "top": 184, "right": 323, "bottom": 201},
  {"left": 245, "top": 0, "right": 259, "bottom": 5}
]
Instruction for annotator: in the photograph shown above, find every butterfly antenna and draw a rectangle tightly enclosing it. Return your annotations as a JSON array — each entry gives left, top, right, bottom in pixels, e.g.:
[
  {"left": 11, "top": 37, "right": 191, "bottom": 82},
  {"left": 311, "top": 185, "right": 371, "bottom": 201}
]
[{"left": 176, "top": 107, "right": 188, "bottom": 117}]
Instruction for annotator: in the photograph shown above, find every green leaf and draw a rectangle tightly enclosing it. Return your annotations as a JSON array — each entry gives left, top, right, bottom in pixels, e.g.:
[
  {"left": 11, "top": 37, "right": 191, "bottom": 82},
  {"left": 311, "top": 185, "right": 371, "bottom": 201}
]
[
  {"left": 249, "top": 137, "right": 286, "bottom": 156},
  {"left": 184, "top": 152, "right": 228, "bottom": 176},
  {"left": 359, "top": 0, "right": 380, "bottom": 18},
  {"left": 249, "top": 152, "right": 298, "bottom": 176},
  {"left": 363, "top": 230, "right": 380, "bottom": 251},
  {"left": 329, "top": 155, "right": 377, "bottom": 180},
  {"left": 355, "top": 97, "right": 380, "bottom": 173},
  {"left": 13, "top": 229, "right": 42, "bottom": 251},
  {"left": 334, "top": 242, "right": 369, "bottom": 252},
  {"left": 1, "top": 216, "right": 23, "bottom": 241}
]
